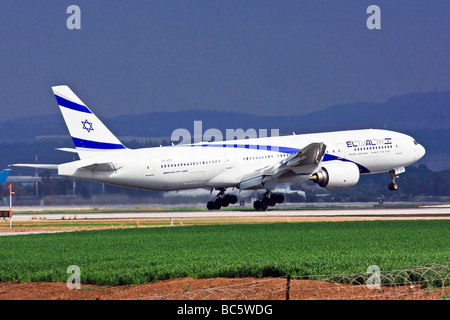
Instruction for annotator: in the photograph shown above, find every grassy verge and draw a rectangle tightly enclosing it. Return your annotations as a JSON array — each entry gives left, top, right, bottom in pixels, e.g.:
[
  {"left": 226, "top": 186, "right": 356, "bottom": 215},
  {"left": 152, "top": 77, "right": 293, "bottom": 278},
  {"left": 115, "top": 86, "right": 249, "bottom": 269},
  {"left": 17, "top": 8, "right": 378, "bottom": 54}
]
[{"left": 0, "top": 220, "right": 448, "bottom": 286}]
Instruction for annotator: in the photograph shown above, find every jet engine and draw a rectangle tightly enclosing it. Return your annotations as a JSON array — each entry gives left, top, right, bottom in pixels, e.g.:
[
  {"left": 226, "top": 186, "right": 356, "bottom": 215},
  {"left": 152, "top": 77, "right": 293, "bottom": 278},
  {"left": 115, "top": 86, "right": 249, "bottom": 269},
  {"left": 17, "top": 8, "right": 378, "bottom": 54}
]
[{"left": 310, "top": 161, "right": 360, "bottom": 189}]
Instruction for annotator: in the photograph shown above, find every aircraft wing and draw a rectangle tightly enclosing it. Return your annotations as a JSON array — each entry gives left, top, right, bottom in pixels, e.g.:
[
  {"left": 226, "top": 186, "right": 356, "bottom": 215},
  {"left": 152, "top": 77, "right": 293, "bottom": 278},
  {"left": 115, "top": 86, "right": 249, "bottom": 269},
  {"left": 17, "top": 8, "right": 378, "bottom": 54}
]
[
  {"left": 239, "top": 142, "right": 326, "bottom": 190},
  {"left": 11, "top": 161, "right": 121, "bottom": 173}
]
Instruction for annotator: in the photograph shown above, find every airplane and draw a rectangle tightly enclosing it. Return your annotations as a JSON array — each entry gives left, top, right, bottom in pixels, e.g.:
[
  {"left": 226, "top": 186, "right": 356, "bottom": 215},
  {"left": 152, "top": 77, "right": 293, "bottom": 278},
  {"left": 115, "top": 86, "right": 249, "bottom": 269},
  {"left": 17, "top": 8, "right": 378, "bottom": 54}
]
[
  {"left": 0, "top": 169, "right": 11, "bottom": 184},
  {"left": 11, "top": 85, "right": 426, "bottom": 210}
]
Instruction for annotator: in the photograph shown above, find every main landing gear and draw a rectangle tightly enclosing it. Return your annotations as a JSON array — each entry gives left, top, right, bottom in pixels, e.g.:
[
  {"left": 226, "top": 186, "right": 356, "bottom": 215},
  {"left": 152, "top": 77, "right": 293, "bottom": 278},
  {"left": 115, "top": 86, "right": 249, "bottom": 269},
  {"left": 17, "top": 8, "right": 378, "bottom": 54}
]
[
  {"left": 207, "top": 189, "right": 238, "bottom": 210},
  {"left": 388, "top": 170, "right": 399, "bottom": 191},
  {"left": 253, "top": 191, "right": 285, "bottom": 211}
]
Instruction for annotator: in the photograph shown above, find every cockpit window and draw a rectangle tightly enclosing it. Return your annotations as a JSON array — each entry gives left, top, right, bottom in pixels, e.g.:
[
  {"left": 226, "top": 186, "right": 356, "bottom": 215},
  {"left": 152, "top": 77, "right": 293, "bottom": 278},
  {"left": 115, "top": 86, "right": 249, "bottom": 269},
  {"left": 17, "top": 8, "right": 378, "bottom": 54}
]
[{"left": 413, "top": 140, "right": 418, "bottom": 145}]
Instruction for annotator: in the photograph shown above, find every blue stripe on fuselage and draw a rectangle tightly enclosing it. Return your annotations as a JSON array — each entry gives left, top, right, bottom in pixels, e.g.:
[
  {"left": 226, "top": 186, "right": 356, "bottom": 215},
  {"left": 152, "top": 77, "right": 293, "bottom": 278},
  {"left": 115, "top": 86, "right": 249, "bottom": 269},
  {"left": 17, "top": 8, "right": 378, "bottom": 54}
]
[
  {"left": 322, "top": 153, "right": 370, "bottom": 174},
  {"left": 187, "top": 143, "right": 300, "bottom": 154},
  {"left": 55, "top": 95, "right": 92, "bottom": 114},
  {"left": 185, "top": 143, "right": 370, "bottom": 173}
]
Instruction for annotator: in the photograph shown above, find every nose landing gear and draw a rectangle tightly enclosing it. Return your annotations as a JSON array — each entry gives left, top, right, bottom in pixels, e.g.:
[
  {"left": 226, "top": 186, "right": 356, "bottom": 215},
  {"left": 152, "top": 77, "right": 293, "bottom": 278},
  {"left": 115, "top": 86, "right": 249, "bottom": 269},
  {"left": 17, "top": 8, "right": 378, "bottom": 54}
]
[
  {"left": 388, "top": 170, "right": 400, "bottom": 191},
  {"left": 388, "top": 182, "right": 399, "bottom": 191},
  {"left": 207, "top": 189, "right": 238, "bottom": 210},
  {"left": 253, "top": 191, "right": 285, "bottom": 211}
]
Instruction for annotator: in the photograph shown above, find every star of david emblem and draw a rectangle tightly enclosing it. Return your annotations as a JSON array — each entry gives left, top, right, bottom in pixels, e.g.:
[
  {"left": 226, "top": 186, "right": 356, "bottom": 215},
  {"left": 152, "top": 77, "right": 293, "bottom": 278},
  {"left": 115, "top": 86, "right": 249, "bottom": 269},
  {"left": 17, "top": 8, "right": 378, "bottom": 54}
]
[{"left": 81, "top": 119, "right": 94, "bottom": 133}]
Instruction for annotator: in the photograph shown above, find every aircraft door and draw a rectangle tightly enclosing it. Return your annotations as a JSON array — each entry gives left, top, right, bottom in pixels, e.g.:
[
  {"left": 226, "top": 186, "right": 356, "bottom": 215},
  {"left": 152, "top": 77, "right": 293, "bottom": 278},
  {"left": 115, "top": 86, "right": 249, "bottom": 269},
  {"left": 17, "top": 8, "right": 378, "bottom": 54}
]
[
  {"left": 225, "top": 148, "right": 235, "bottom": 169},
  {"left": 335, "top": 143, "right": 346, "bottom": 160},
  {"left": 145, "top": 161, "right": 155, "bottom": 176}
]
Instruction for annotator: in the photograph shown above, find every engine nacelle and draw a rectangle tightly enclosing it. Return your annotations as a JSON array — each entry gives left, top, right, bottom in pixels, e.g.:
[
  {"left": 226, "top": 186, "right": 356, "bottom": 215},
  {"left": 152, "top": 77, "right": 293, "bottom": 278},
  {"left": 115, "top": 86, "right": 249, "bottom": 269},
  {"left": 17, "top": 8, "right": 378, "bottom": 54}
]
[{"left": 310, "top": 161, "right": 360, "bottom": 189}]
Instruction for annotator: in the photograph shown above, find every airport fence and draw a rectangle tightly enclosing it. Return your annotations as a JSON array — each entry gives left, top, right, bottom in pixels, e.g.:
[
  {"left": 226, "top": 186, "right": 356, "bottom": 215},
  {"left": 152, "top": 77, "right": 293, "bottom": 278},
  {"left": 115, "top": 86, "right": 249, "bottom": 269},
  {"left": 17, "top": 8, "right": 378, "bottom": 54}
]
[{"left": 135, "top": 263, "right": 449, "bottom": 300}]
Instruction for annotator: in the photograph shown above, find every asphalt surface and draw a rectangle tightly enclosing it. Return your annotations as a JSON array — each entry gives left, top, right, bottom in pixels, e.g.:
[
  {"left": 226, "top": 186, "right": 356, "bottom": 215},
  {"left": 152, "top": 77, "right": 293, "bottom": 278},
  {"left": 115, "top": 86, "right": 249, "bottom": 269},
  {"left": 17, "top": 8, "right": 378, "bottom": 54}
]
[{"left": 6, "top": 205, "right": 450, "bottom": 221}]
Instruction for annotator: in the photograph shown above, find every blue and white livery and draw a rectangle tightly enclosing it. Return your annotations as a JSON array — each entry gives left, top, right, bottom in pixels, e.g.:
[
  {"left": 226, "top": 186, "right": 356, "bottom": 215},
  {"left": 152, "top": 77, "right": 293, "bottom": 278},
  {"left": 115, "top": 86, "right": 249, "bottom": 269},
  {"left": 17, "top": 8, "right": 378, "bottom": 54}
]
[
  {"left": 12, "top": 85, "right": 426, "bottom": 210},
  {"left": 53, "top": 85, "right": 126, "bottom": 157}
]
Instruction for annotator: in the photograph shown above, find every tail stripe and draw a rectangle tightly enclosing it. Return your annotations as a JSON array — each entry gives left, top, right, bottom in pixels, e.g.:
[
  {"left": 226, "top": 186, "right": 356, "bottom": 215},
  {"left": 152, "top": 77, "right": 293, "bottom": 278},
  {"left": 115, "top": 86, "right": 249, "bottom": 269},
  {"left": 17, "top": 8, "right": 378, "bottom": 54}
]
[
  {"left": 72, "top": 137, "right": 126, "bottom": 150},
  {"left": 55, "top": 95, "right": 92, "bottom": 114}
]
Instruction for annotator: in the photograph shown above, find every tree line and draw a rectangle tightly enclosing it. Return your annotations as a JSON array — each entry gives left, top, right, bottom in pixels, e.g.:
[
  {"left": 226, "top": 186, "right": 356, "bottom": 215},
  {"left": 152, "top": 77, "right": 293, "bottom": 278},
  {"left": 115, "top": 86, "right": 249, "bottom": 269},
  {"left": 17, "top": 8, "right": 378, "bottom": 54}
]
[
  {"left": 294, "top": 164, "right": 450, "bottom": 203},
  {"left": 1, "top": 164, "right": 449, "bottom": 203}
]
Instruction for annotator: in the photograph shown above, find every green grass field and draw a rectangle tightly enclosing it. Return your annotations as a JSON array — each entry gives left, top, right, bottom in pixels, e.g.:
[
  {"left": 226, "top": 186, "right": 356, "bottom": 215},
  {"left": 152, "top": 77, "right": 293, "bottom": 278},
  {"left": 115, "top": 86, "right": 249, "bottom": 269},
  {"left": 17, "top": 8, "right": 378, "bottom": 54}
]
[{"left": 0, "top": 220, "right": 448, "bottom": 286}]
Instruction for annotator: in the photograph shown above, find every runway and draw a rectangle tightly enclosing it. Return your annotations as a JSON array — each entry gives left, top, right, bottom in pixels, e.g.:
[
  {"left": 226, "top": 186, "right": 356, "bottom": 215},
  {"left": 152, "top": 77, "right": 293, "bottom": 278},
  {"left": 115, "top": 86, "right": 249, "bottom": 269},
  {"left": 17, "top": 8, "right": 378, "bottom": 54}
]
[{"left": 7, "top": 205, "right": 450, "bottom": 221}]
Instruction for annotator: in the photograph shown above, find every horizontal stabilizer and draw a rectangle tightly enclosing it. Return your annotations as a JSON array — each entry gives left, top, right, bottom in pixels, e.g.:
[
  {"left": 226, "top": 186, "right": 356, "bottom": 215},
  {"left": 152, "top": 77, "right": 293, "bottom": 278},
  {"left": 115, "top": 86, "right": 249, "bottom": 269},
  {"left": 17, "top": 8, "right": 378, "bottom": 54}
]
[
  {"left": 10, "top": 164, "right": 59, "bottom": 170},
  {"left": 56, "top": 148, "right": 79, "bottom": 154}
]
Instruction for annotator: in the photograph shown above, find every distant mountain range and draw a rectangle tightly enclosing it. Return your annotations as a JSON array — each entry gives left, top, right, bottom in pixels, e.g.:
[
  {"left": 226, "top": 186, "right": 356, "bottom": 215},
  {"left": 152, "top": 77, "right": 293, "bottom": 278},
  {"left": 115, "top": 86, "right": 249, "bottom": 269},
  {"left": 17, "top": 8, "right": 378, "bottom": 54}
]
[
  {"left": 0, "top": 90, "right": 449, "bottom": 171},
  {"left": 1, "top": 90, "right": 448, "bottom": 141},
  {"left": 109, "top": 90, "right": 450, "bottom": 138}
]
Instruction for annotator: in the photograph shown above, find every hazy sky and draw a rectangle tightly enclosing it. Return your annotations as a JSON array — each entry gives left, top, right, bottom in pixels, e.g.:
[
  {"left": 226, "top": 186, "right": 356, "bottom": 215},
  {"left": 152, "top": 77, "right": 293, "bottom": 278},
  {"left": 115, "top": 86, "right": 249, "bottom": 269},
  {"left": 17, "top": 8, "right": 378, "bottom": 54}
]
[{"left": 0, "top": 1, "right": 449, "bottom": 121}]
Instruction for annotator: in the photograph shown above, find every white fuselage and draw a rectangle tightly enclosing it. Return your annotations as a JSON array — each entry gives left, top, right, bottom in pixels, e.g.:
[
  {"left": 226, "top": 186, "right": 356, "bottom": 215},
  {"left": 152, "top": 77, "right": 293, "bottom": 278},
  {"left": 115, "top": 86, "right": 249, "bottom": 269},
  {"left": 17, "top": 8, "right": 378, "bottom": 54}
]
[{"left": 57, "top": 129, "right": 426, "bottom": 191}]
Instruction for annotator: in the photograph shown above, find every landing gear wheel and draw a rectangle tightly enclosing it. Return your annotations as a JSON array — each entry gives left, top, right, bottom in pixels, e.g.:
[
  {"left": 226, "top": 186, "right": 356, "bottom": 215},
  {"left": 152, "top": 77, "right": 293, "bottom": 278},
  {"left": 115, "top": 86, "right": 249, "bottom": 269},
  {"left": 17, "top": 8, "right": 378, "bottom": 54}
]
[
  {"left": 207, "top": 189, "right": 239, "bottom": 210},
  {"left": 207, "top": 201, "right": 215, "bottom": 210},
  {"left": 388, "top": 182, "right": 399, "bottom": 191},
  {"left": 274, "top": 193, "right": 285, "bottom": 204},
  {"left": 268, "top": 196, "right": 277, "bottom": 207},
  {"left": 253, "top": 191, "right": 285, "bottom": 211},
  {"left": 270, "top": 193, "right": 285, "bottom": 204},
  {"left": 222, "top": 194, "right": 238, "bottom": 207},
  {"left": 213, "top": 198, "right": 222, "bottom": 209},
  {"left": 388, "top": 170, "right": 401, "bottom": 192},
  {"left": 221, "top": 197, "right": 229, "bottom": 207},
  {"left": 260, "top": 197, "right": 269, "bottom": 211},
  {"left": 228, "top": 195, "right": 238, "bottom": 204}
]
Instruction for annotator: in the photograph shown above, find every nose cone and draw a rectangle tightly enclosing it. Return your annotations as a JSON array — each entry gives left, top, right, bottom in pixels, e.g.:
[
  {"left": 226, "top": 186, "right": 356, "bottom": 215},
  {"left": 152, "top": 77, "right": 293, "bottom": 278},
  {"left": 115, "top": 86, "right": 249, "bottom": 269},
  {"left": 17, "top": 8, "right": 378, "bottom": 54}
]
[{"left": 416, "top": 144, "right": 426, "bottom": 161}]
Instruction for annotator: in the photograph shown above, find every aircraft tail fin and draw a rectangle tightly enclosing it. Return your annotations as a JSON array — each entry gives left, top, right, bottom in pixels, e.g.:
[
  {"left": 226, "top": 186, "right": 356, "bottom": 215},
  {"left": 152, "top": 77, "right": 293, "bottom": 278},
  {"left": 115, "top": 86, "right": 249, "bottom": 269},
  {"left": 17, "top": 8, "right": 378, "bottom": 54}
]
[
  {"left": 0, "top": 169, "right": 11, "bottom": 184},
  {"left": 51, "top": 85, "right": 126, "bottom": 159}
]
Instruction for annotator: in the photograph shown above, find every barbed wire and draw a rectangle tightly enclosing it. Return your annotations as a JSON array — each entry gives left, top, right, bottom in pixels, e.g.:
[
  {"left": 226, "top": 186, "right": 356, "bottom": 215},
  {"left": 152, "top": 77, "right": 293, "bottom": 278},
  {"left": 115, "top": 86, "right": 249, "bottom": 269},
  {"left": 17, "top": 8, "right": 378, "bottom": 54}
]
[
  {"left": 321, "top": 262, "right": 449, "bottom": 288},
  {"left": 131, "top": 263, "right": 449, "bottom": 300}
]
